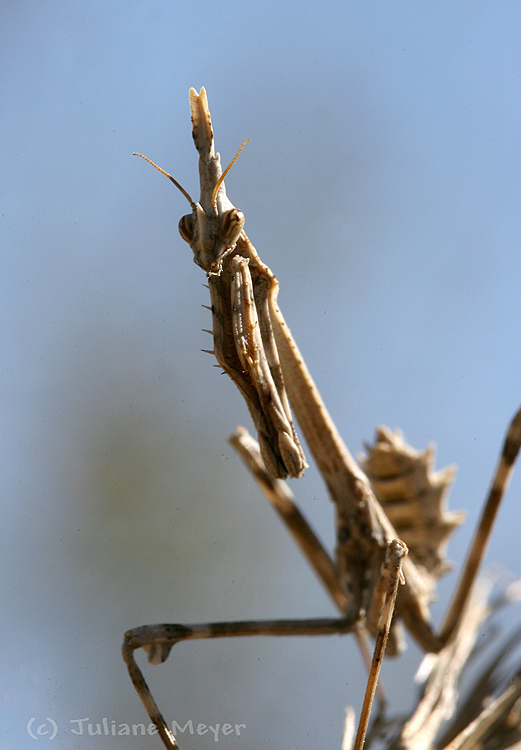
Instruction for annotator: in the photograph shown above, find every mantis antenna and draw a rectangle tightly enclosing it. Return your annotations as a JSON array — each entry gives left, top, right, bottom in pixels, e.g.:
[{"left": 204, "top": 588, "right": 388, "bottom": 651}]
[
  {"left": 211, "top": 139, "right": 249, "bottom": 208},
  {"left": 133, "top": 152, "right": 195, "bottom": 207},
  {"left": 134, "top": 140, "right": 249, "bottom": 213}
]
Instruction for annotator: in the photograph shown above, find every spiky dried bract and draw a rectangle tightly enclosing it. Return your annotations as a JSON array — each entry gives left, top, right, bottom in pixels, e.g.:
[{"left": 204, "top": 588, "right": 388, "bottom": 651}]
[{"left": 360, "top": 428, "right": 465, "bottom": 592}]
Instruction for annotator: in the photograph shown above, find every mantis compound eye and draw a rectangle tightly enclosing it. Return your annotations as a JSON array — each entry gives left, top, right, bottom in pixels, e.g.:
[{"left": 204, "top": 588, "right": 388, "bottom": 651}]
[
  {"left": 219, "top": 208, "right": 245, "bottom": 246},
  {"left": 178, "top": 213, "right": 194, "bottom": 243}
]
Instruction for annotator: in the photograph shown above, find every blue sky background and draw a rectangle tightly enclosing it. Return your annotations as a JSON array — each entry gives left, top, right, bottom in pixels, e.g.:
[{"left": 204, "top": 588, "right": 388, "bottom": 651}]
[{"left": 3, "top": 3, "right": 521, "bottom": 749}]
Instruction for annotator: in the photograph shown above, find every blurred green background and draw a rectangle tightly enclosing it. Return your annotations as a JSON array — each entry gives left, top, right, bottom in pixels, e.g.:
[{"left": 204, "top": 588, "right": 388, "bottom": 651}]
[{"left": 3, "top": 2, "right": 521, "bottom": 748}]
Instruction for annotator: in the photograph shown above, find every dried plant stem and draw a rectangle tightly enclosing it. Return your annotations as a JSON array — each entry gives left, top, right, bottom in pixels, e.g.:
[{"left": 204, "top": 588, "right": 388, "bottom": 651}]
[
  {"left": 353, "top": 541, "right": 407, "bottom": 750},
  {"left": 441, "top": 405, "right": 521, "bottom": 642}
]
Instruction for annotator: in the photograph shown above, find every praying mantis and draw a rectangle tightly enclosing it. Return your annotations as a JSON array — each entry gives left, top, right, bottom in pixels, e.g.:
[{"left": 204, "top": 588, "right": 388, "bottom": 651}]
[{"left": 123, "top": 87, "right": 521, "bottom": 750}]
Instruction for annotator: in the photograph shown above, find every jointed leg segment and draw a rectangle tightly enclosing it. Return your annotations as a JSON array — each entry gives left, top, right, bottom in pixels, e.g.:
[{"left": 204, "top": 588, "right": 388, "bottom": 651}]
[{"left": 123, "top": 542, "right": 407, "bottom": 750}]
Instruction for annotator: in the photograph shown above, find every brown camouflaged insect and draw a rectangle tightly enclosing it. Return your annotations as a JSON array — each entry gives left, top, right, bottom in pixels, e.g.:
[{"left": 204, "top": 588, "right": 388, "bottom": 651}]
[{"left": 124, "top": 87, "right": 521, "bottom": 750}]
